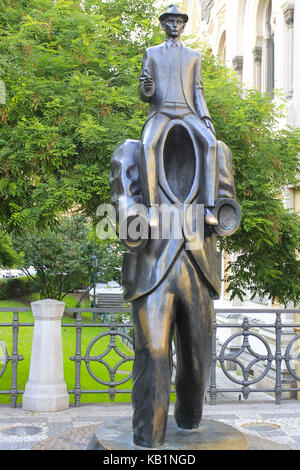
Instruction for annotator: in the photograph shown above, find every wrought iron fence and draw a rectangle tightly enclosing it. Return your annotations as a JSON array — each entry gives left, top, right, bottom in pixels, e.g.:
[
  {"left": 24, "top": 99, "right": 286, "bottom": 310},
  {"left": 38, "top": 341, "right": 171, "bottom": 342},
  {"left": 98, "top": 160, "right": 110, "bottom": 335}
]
[
  {"left": 1, "top": 306, "right": 300, "bottom": 407},
  {"left": 0, "top": 307, "right": 32, "bottom": 407},
  {"left": 63, "top": 307, "right": 133, "bottom": 405},
  {"left": 210, "top": 308, "right": 300, "bottom": 405}
]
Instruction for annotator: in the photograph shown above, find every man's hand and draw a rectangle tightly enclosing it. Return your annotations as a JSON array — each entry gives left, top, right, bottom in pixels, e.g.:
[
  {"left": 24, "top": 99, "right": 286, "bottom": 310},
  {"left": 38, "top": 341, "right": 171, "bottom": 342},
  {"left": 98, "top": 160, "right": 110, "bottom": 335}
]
[
  {"left": 143, "top": 77, "right": 154, "bottom": 92},
  {"left": 203, "top": 118, "right": 216, "bottom": 136}
]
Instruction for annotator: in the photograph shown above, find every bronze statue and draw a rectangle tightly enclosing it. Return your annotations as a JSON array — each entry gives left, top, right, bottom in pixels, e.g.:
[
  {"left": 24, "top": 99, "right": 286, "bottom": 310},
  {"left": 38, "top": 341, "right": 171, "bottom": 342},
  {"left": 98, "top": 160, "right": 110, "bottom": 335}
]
[
  {"left": 139, "top": 4, "right": 218, "bottom": 228},
  {"left": 110, "top": 4, "right": 241, "bottom": 449}
]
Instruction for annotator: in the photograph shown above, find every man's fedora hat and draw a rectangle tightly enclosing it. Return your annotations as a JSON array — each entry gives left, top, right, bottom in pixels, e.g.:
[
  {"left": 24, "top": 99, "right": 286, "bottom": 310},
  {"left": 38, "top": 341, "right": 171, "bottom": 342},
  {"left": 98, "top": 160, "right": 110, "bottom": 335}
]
[{"left": 159, "top": 4, "right": 189, "bottom": 23}]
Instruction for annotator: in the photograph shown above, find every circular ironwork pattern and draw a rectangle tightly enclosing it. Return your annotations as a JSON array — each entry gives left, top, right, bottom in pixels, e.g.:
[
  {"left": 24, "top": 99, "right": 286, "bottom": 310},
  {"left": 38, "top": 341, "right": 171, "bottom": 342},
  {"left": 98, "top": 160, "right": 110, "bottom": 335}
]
[
  {"left": 219, "top": 329, "right": 273, "bottom": 393},
  {"left": 84, "top": 331, "right": 134, "bottom": 387},
  {"left": 0, "top": 340, "right": 8, "bottom": 377},
  {"left": 284, "top": 334, "right": 300, "bottom": 382}
]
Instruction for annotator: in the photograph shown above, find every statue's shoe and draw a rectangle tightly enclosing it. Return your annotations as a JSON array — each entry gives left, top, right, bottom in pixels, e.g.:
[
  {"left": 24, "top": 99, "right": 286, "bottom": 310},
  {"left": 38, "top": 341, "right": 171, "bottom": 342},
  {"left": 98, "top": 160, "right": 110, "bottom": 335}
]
[{"left": 205, "top": 209, "right": 218, "bottom": 226}]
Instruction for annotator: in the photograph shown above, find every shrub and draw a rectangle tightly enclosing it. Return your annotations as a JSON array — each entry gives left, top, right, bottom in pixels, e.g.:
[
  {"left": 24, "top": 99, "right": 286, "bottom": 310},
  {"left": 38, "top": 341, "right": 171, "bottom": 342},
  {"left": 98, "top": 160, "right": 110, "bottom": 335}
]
[{"left": 0, "top": 276, "right": 35, "bottom": 300}]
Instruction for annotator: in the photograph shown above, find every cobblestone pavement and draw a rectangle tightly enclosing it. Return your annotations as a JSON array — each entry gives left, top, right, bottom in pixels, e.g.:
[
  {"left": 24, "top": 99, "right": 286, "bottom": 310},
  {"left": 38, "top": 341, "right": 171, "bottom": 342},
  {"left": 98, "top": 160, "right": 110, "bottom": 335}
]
[
  {"left": 1, "top": 370, "right": 300, "bottom": 451},
  {"left": 1, "top": 400, "right": 300, "bottom": 450}
]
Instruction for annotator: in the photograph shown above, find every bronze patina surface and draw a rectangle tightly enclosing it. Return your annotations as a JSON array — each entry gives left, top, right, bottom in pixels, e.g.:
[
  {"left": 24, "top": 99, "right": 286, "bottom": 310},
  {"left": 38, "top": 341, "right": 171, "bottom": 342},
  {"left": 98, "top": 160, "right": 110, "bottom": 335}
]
[
  {"left": 88, "top": 416, "right": 248, "bottom": 451},
  {"left": 106, "top": 4, "right": 242, "bottom": 449}
]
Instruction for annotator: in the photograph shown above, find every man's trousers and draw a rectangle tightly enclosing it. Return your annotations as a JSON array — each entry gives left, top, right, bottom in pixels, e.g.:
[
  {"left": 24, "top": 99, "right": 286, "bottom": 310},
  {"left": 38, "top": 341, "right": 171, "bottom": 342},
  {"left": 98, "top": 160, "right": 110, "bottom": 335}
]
[
  {"left": 139, "top": 105, "right": 218, "bottom": 209},
  {"left": 131, "top": 249, "right": 214, "bottom": 448}
]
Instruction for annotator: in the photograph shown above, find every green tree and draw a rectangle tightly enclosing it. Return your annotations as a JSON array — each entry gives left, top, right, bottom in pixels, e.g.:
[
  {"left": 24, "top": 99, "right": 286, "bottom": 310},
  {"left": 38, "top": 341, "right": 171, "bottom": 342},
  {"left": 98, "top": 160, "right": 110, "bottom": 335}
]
[
  {"left": 200, "top": 47, "right": 300, "bottom": 305},
  {"left": 1, "top": 1, "right": 299, "bottom": 305},
  {"left": 12, "top": 215, "right": 124, "bottom": 301},
  {"left": 0, "top": 231, "right": 22, "bottom": 267},
  {"left": 0, "top": 0, "right": 162, "bottom": 230}
]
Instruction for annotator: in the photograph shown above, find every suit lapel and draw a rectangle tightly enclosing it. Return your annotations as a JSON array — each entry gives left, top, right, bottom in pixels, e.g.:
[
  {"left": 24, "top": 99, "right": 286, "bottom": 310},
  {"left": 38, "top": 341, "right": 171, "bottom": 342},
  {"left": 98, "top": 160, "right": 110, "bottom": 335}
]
[
  {"left": 180, "top": 46, "right": 195, "bottom": 114},
  {"left": 160, "top": 42, "right": 169, "bottom": 103}
]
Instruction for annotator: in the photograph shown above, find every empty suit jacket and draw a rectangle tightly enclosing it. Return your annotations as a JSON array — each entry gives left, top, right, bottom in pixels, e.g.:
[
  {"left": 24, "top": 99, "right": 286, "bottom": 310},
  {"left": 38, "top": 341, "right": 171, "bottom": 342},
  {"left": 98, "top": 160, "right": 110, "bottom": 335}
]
[
  {"left": 111, "top": 44, "right": 236, "bottom": 303},
  {"left": 110, "top": 138, "right": 236, "bottom": 303}
]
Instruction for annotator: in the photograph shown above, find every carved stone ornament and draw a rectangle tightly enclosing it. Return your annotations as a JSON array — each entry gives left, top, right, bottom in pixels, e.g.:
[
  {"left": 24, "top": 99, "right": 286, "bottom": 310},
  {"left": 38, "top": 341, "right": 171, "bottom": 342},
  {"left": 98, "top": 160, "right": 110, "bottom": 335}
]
[
  {"left": 232, "top": 56, "right": 243, "bottom": 73},
  {"left": 253, "top": 46, "right": 262, "bottom": 63},
  {"left": 199, "top": 0, "right": 214, "bottom": 24},
  {"left": 283, "top": 7, "right": 294, "bottom": 28}
]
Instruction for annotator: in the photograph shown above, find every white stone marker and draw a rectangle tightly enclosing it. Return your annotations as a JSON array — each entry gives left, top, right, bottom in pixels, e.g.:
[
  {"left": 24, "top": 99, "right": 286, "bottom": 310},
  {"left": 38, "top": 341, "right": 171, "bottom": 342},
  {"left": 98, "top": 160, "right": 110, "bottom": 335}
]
[{"left": 22, "top": 299, "right": 69, "bottom": 411}]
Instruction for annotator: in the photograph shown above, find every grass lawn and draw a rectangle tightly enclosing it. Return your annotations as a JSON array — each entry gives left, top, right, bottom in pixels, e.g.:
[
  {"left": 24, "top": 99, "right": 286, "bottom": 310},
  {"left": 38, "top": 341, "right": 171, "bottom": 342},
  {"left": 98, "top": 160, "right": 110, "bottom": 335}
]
[{"left": 0, "top": 293, "right": 133, "bottom": 405}]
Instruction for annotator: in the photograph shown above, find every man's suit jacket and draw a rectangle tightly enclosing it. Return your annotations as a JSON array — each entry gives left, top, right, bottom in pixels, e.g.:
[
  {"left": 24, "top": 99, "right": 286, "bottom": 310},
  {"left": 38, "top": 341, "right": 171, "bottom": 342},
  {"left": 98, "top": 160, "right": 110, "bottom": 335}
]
[{"left": 139, "top": 42, "right": 212, "bottom": 124}]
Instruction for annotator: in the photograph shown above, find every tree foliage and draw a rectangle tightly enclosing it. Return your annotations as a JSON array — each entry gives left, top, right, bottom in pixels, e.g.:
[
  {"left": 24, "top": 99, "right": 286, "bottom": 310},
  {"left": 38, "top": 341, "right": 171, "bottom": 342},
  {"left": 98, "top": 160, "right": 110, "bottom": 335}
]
[
  {"left": 13, "top": 215, "right": 124, "bottom": 300},
  {"left": 0, "top": 0, "right": 162, "bottom": 230},
  {"left": 200, "top": 47, "right": 300, "bottom": 305},
  {"left": 0, "top": 2, "right": 299, "bottom": 305},
  {"left": 0, "top": 231, "right": 22, "bottom": 267}
]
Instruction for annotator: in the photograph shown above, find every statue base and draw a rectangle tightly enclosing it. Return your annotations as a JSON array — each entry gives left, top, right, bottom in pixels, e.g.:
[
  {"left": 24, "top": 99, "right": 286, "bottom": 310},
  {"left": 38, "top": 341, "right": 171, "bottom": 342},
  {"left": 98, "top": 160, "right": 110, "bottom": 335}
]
[{"left": 87, "top": 416, "right": 248, "bottom": 450}]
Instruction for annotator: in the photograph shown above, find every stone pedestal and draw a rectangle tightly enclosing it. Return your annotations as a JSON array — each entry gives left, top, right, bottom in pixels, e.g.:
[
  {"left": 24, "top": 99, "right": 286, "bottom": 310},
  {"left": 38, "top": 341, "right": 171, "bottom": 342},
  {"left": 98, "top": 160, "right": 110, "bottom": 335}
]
[
  {"left": 22, "top": 299, "right": 69, "bottom": 412},
  {"left": 87, "top": 416, "right": 248, "bottom": 450}
]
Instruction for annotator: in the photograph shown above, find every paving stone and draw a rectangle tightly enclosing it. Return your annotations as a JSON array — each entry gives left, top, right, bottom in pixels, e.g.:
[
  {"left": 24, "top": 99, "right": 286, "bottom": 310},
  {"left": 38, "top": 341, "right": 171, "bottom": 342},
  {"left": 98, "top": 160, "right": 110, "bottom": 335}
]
[
  {"left": 0, "top": 442, "right": 35, "bottom": 450},
  {"left": 30, "top": 425, "right": 291, "bottom": 451},
  {"left": 0, "top": 417, "right": 46, "bottom": 424},
  {"left": 204, "top": 414, "right": 240, "bottom": 420},
  {"left": 47, "top": 422, "right": 73, "bottom": 437},
  {"left": 32, "top": 425, "right": 98, "bottom": 450},
  {"left": 260, "top": 413, "right": 299, "bottom": 419},
  {"left": 0, "top": 398, "right": 300, "bottom": 450},
  {"left": 73, "top": 416, "right": 111, "bottom": 422},
  {"left": 290, "top": 444, "right": 300, "bottom": 450}
]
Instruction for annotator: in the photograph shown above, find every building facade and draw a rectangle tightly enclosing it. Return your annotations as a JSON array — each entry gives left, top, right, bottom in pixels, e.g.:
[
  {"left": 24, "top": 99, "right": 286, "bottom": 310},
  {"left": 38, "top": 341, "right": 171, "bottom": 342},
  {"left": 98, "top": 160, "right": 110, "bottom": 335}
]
[
  {"left": 183, "top": 0, "right": 300, "bottom": 308},
  {"left": 180, "top": 1, "right": 300, "bottom": 395}
]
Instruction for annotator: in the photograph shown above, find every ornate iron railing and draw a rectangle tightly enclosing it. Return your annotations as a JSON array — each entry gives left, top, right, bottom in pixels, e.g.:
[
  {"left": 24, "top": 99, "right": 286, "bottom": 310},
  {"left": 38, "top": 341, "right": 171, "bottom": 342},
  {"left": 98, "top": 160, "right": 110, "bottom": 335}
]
[
  {"left": 0, "top": 307, "right": 32, "bottom": 407},
  {"left": 210, "top": 308, "right": 300, "bottom": 405},
  {"left": 64, "top": 307, "right": 133, "bottom": 405},
  {"left": 1, "top": 306, "right": 300, "bottom": 407}
]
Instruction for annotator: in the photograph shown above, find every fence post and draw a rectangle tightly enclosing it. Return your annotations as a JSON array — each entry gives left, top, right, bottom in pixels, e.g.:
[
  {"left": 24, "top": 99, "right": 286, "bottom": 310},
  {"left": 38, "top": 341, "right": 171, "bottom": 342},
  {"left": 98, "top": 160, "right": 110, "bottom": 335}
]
[
  {"left": 10, "top": 312, "right": 20, "bottom": 408},
  {"left": 209, "top": 313, "right": 218, "bottom": 405},
  {"left": 74, "top": 312, "right": 82, "bottom": 407},
  {"left": 275, "top": 312, "right": 283, "bottom": 405},
  {"left": 22, "top": 299, "right": 69, "bottom": 412}
]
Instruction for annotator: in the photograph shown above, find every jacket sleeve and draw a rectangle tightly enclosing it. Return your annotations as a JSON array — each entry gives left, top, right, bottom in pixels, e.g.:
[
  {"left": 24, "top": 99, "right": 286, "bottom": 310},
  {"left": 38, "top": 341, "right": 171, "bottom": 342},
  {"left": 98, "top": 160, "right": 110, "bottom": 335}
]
[
  {"left": 138, "top": 50, "right": 156, "bottom": 103},
  {"left": 194, "top": 54, "right": 212, "bottom": 121}
]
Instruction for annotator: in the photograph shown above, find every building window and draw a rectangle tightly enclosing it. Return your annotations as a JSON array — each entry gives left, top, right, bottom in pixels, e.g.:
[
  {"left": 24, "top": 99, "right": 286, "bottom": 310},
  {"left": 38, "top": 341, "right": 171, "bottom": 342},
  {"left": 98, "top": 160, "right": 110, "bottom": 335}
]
[{"left": 253, "top": 0, "right": 275, "bottom": 94}]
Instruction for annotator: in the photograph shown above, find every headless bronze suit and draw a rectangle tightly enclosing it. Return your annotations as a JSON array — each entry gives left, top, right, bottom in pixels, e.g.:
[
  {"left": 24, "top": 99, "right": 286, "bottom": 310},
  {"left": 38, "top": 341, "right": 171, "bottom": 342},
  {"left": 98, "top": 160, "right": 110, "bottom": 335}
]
[
  {"left": 131, "top": 105, "right": 215, "bottom": 447},
  {"left": 131, "top": 251, "right": 214, "bottom": 447},
  {"left": 110, "top": 5, "right": 240, "bottom": 451}
]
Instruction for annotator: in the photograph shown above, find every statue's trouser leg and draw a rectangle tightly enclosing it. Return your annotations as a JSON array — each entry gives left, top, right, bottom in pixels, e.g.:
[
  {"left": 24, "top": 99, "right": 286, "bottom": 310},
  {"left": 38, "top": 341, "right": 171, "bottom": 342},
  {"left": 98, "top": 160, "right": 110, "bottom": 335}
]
[
  {"left": 173, "top": 251, "right": 214, "bottom": 429},
  {"left": 140, "top": 113, "right": 171, "bottom": 207},
  {"left": 131, "top": 250, "right": 214, "bottom": 446},
  {"left": 131, "top": 276, "right": 176, "bottom": 448},
  {"left": 182, "top": 113, "right": 219, "bottom": 208}
]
